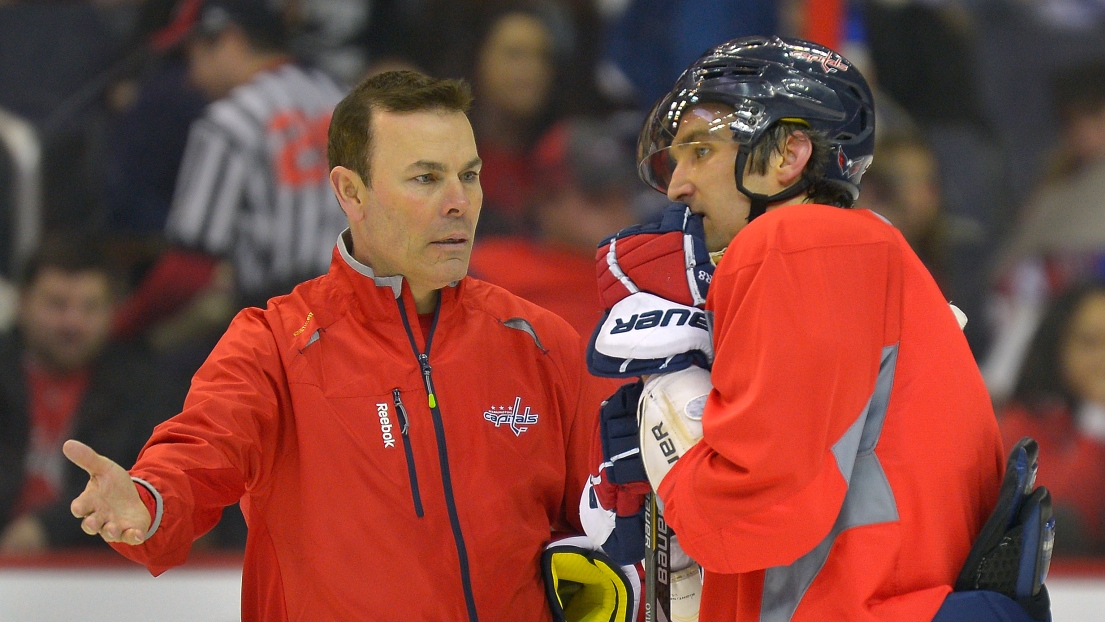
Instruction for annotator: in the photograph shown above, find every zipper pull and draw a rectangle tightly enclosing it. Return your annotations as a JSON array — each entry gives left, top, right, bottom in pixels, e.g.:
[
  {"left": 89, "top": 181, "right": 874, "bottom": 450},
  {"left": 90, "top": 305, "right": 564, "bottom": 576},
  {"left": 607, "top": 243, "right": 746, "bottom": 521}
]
[
  {"left": 418, "top": 353, "right": 437, "bottom": 409},
  {"left": 392, "top": 388, "right": 409, "bottom": 435}
]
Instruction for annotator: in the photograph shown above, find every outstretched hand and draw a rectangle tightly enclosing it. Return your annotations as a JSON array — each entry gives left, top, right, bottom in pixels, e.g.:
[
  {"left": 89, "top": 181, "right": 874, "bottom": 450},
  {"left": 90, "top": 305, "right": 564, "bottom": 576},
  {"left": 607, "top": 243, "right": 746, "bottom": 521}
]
[{"left": 63, "top": 440, "right": 151, "bottom": 546}]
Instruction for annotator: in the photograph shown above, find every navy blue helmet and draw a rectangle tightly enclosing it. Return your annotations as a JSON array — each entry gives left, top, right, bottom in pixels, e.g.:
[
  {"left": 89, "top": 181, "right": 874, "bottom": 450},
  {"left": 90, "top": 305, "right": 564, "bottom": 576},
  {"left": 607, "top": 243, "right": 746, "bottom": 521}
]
[{"left": 638, "top": 35, "right": 876, "bottom": 213}]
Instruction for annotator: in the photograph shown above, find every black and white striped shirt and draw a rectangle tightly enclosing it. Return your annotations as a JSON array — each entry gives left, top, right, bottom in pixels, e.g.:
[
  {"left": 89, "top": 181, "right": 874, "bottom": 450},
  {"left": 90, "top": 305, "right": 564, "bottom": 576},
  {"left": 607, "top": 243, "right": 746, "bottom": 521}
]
[{"left": 166, "top": 63, "right": 347, "bottom": 301}]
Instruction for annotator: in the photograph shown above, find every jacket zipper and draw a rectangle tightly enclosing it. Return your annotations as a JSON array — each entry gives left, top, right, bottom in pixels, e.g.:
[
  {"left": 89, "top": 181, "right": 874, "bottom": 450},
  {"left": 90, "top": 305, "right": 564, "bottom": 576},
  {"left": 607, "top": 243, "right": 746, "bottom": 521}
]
[
  {"left": 392, "top": 388, "right": 424, "bottom": 517},
  {"left": 397, "top": 295, "right": 479, "bottom": 622}
]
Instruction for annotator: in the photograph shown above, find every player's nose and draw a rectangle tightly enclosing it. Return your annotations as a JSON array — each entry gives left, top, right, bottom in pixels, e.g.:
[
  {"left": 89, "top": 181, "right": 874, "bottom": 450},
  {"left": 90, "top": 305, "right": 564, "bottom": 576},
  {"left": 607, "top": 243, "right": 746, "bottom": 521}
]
[{"left": 667, "top": 164, "right": 694, "bottom": 203}]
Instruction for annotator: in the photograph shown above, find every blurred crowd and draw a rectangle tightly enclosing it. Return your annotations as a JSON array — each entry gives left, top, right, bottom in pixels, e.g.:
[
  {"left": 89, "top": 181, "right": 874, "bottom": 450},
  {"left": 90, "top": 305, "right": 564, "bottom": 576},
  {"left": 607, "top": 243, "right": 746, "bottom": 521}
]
[{"left": 3, "top": 0, "right": 1105, "bottom": 559}]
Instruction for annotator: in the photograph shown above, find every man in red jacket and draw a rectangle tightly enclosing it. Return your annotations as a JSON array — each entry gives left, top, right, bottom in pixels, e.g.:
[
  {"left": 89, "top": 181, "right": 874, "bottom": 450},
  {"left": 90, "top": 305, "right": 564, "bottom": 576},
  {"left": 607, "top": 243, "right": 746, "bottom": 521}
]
[{"left": 62, "top": 70, "right": 611, "bottom": 621}]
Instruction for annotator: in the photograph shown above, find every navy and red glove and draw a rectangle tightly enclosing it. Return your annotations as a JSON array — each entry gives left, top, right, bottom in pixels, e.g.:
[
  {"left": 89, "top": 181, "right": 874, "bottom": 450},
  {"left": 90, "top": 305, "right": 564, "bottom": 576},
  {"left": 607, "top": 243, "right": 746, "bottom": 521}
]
[
  {"left": 587, "top": 203, "right": 715, "bottom": 378},
  {"left": 580, "top": 380, "right": 651, "bottom": 565}
]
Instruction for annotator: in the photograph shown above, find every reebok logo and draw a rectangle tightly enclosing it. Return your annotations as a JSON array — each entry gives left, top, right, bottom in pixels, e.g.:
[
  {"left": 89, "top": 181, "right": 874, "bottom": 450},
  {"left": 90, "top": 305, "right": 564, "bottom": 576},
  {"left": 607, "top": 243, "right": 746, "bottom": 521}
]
[
  {"left": 375, "top": 403, "right": 396, "bottom": 448},
  {"left": 610, "top": 308, "right": 708, "bottom": 335},
  {"left": 484, "top": 397, "right": 539, "bottom": 437}
]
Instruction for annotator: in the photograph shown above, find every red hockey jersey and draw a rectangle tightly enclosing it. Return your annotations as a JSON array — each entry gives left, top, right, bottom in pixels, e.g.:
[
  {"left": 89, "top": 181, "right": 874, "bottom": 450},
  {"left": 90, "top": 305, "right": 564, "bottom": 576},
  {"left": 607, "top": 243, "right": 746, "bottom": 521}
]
[{"left": 659, "top": 204, "right": 1005, "bottom": 621}]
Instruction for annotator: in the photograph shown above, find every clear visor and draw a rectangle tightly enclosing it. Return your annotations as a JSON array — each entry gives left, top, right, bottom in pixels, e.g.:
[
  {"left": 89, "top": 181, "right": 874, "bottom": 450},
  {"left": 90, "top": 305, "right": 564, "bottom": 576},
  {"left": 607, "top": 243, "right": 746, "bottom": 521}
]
[{"left": 637, "top": 93, "right": 767, "bottom": 193}]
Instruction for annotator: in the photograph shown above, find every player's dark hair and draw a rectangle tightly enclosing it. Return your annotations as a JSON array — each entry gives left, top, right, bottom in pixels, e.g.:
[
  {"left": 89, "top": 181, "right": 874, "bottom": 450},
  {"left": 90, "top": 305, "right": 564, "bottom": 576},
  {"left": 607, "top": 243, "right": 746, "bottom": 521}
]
[
  {"left": 328, "top": 70, "right": 473, "bottom": 187},
  {"left": 747, "top": 121, "right": 854, "bottom": 208}
]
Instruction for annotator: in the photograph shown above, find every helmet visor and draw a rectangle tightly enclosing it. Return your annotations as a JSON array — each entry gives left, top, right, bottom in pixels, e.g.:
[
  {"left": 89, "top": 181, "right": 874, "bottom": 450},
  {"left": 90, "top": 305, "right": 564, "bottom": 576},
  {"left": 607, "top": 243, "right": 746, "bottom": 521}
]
[{"left": 637, "top": 92, "right": 767, "bottom": 193}]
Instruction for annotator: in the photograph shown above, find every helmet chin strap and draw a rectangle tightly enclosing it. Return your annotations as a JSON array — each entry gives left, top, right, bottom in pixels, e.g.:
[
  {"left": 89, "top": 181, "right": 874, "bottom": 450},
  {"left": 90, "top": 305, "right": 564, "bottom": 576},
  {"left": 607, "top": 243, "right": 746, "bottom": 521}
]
[{"left": 735, "top": 145, "right": 810, "bottom": 223}]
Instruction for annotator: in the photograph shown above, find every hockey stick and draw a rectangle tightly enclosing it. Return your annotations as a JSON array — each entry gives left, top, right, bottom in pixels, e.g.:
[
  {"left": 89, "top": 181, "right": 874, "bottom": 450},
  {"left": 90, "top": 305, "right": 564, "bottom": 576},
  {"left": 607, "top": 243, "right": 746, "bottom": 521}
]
[{"left": 643, "top": 491, "right": 672, "bottom": 622}]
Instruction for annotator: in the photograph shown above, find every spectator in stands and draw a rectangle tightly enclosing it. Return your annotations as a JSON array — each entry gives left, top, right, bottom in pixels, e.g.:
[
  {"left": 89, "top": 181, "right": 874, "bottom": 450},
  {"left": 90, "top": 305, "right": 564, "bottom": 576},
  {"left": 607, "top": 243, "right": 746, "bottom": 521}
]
[
  {"left": 0, "top": 0, "right": 120, "bottom": 235},
  {"left": 111, "top": 0, "right": 346, "bottom": 346},
  {"left": 984, "top": 60, "right": 1105, "bottom": 401},
  {"left": 0, "top": 234, "right": 173, "bottom": 553},
  {"left": 998, "top": 281, "right": 1105, "bottom": 556},
  {"left": 858, "top": 133, "right": 950, "bottom": 289},
  {"left": 104, "top": 58, "right": 207, "bottom": 237},
  {"left": 468, "top": 113, "right": 640, "bottom": 340},
  {"left": 461, "top": 5, "right": 563, "bottom": 236},
  {"left": 1043, "top": 58, "right": 1105, "bottom": 182}
]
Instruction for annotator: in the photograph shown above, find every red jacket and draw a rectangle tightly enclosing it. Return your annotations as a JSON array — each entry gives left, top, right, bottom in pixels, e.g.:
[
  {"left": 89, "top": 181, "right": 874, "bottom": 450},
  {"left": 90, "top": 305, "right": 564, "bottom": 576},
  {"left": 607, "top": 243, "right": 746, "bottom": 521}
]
[
  {"left": 659, "top": 205, "right": 1005, "bottom": 621},
  {"left": 114, "top": 235, "right": 607, "bottom": 621}
]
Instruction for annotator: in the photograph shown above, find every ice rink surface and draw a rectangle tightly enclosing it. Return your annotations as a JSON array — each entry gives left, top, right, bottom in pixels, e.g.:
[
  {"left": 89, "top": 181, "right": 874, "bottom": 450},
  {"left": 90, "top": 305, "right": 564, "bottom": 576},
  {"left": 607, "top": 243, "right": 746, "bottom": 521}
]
[{"left": 0, "top": 555, "right": 1102, "bottom": 620}]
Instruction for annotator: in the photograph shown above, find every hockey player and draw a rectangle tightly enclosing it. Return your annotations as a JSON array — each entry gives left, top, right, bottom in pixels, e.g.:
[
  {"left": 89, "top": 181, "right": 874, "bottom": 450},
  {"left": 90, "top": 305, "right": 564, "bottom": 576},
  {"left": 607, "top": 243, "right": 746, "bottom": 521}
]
[{"left": 582, "top": 36, "right": 1052, "bottom": 621}]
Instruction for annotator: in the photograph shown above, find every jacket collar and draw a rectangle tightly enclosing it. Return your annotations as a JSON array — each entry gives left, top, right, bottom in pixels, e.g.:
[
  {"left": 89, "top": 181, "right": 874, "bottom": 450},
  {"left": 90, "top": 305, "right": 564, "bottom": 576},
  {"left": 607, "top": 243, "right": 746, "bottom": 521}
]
[
  {"left": 330, "top": 230, "right": 466, "bottom": 334},
  {"left": 336, "top": 229, "right": 405, "bottom": 299},
  {"left": 335, "top": 229, "right": 463, "bottom": 296}
]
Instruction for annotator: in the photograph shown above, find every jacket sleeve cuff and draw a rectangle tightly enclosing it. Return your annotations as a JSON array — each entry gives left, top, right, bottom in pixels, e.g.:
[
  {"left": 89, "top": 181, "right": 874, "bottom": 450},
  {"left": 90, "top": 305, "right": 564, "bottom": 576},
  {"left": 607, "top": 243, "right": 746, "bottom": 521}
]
[{"left": 131, "top": 477, "right": 164, "bottom": 541}]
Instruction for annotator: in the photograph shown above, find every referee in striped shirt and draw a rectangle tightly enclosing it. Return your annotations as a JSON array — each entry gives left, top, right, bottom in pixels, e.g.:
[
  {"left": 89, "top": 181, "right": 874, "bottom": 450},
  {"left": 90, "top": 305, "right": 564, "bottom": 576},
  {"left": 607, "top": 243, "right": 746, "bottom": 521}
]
[{"left": 113, "top": 0, "right": 347, "bottom": 340}]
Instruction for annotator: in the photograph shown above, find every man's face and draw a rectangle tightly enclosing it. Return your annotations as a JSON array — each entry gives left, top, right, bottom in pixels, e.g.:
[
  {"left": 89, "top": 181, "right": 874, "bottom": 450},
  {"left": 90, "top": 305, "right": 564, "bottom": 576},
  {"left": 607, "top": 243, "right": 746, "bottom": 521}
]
[
  {"left": 355, "top": 109, "right": 482, "bottom": 294},
  {"left": 18, "top": 269, "right": 114, "bottom": 373},
  {"left": 1065, "top": 106, "right": 1105, "bottom": 167},
  {"left": 664, "top": 103, "right": 761, "bottom": 252},
  {"left": 478, "top": 12, "right": 554, "bottom": 119},
  {"left": 1063, "top": 291, "right": 1105, "bottom": 405}
]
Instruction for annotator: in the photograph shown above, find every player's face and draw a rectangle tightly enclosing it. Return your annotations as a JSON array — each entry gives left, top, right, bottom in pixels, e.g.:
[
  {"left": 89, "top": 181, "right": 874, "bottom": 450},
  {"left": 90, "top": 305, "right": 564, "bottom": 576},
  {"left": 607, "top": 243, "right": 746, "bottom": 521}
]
[
  {"left": 19, "top": 269, "right": 114, "bottom": 373},
  {"left": 664, "top": 104, "right": 754, "bottom": 252},
  {"left": 1062, "top": 291, "right": 1105, "bottom": 405},
  {"left": 358, "top": 109, "right": 482, "bottom": 301}
]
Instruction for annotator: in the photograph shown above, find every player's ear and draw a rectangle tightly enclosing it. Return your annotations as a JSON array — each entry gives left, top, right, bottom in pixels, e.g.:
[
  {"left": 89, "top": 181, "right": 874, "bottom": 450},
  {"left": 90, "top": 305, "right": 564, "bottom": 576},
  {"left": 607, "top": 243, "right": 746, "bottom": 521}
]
[
  {"left": 330, "top": 166, "right": 368, "bottom": 223},
  {"left": 775, "top": 131, "right": 812, "bottom": 187}
]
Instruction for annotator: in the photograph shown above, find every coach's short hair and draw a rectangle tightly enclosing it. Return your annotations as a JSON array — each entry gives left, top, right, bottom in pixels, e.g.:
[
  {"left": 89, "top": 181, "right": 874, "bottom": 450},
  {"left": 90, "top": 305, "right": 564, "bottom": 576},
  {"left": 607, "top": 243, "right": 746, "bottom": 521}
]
[{"left": 327, "top": 70, "right": 473, "bottom": 187}]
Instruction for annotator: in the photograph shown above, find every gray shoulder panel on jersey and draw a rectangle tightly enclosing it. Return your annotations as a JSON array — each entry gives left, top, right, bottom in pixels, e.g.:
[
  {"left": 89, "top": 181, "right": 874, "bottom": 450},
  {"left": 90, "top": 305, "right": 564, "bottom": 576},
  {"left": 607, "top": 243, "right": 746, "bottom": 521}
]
[{"left": 760, "top": 344, "right": 900, "bottom": 622}]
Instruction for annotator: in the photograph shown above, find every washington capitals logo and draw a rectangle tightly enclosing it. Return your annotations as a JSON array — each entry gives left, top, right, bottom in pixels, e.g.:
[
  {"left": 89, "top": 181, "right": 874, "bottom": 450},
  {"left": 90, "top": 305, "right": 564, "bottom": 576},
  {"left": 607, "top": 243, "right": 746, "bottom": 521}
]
[
  {"left": 484, "top": 397, "right": 540, "bottom": 436},
  {"left": 787, "top": 48, "right": 849, "bottom": 74},
  {"left": 837, "top": 148, "right": 873, "bottom": 182}
]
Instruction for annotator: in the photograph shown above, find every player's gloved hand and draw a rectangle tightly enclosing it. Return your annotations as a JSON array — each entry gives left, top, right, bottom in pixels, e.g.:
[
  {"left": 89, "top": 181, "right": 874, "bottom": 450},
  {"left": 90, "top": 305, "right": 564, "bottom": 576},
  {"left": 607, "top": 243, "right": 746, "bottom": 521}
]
[
  {"left": 602, "top": 379, "right": 649, "bottom": 486},
  {"left": 588, "top": 203, "right": 715, "bottom": 379},
  {"left": 589, "top": 293, "right": 713, "bottom": 378},
  {"left": 580, "top": 381, "right": 651, "bottom": 565},
  {"left": 595, "top": 202, "right": 714, "bottom": 310}
]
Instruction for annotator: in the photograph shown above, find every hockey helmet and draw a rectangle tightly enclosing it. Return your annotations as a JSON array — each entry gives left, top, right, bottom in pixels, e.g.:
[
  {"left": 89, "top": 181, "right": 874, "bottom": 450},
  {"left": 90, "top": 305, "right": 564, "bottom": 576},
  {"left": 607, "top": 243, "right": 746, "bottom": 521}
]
[{"left": 638, "top": 36, "right": 876, "bottom": 217}]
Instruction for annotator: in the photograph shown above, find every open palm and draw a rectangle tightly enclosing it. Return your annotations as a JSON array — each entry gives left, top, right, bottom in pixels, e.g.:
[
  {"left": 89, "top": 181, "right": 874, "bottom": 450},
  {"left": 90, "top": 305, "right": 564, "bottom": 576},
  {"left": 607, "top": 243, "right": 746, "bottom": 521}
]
[{"left": 63, "top": 440, "right": 151, "bottom": 545}]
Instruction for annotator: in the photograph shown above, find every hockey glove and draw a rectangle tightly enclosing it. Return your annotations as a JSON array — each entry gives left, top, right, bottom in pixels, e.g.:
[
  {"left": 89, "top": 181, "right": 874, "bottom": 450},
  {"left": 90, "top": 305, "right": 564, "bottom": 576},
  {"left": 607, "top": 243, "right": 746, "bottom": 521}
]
[
  {"left": 588, "top": 293, "right": 714, "bottom": 378},
  {"left": 955, "top": 436, "right": 1055, "bottom": 621},
  {"left": 580, "top": 381, "right": 651, "bottom": 565},
  {"left": 588, "top": 203, "right": 715, "bottom": 378},
  {"left": 595, "top": 202, "right": 713, "bottom": 310},
  {"left": 542, "top": 535, "right": 642, "bottom": 622}
]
